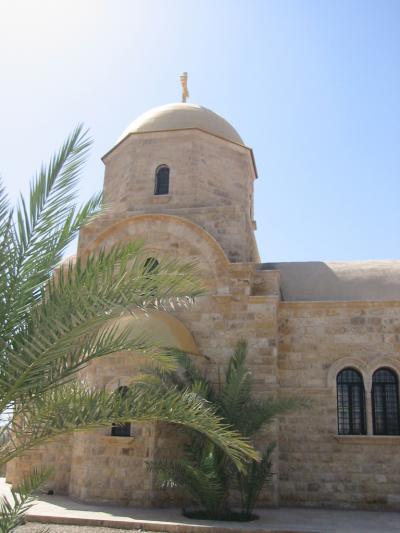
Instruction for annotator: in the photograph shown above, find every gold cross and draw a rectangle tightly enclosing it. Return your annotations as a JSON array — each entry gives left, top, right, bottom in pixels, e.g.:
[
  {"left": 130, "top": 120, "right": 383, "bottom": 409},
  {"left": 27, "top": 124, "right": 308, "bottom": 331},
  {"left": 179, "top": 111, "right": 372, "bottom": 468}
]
[{"left": 180, "top": 72, "right": 189, "bottom": 103}]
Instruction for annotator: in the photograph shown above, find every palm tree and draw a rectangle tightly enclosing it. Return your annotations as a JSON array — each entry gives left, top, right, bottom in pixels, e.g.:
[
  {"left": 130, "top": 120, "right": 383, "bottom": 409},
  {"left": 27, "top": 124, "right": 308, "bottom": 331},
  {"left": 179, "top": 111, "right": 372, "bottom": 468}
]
[
  {"left": 0, "top": 126, "right": 258, "bottom": 531},
  {"left": 150, "top": 341, "right": 304, "bottom": 520}
]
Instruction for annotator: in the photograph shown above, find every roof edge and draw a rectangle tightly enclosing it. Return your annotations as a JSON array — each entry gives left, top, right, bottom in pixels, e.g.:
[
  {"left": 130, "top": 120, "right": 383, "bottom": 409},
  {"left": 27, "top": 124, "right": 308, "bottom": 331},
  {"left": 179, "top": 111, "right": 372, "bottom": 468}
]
[{"left": 101, "top": 128, "right": 258, "bottom": 178}]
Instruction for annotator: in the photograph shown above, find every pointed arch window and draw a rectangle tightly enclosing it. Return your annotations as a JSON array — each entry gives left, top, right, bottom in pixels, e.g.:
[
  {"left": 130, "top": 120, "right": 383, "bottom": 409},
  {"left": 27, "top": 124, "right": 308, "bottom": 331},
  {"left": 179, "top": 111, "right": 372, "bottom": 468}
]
[
  {"left": 154, "top": 165, "right": 169, "bottom": 195},
  {"left": 111, "top": 386, "right": 131, "bottom": 437},
  {"left": 337, "top": 368, "right": 366, "bottom": 435},
  {"left": 372, "top": 368, "right": 400, "bottom": 435}
]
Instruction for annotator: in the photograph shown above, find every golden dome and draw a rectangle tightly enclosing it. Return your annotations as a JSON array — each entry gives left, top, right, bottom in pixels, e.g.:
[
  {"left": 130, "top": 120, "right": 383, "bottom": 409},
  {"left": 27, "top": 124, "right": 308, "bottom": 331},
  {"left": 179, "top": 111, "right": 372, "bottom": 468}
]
[{"left": 117, "top": 102, "right": 243, "bottom": 145}]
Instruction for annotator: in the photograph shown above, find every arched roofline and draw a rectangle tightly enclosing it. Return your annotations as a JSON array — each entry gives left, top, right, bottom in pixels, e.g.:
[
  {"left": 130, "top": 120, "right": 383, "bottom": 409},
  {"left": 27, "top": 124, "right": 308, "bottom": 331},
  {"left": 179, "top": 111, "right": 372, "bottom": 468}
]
[
  {"left": 327, "top": 356, "right": 400, "bottom": 390},
  {"left": 327, "top": 357, "right": 370, "bottom": 389},
  {"left": 82, "top": 213, "right": 230, "bottom": 268},
  {"left": 367, "top": 357, "right": 400, "bottom": 381},
  {"left": 104, "top": 309, "right": 200, "bottom": 393}
]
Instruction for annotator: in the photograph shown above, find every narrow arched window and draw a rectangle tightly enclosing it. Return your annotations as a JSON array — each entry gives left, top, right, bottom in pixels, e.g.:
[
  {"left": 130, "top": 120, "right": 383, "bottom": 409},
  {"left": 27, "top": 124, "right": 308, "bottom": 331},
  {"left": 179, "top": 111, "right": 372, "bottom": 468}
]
[
  {"left": 144, "top": 257, "right": 159, "bottom": 273},
  {"left": 372, "top": 368, "right": 400, "bottom": 435},
  {"left": 111, "top": 386, "right": 131, "bottom": 437},
  {"left": 155, "top": 165, "right": 169, "bottom": 195},
  {"left": 337, "top": 368, "right": 366, "bottom": 435},
  {"left": 143, "top": 257, "right": 159, "bottom": 296}
]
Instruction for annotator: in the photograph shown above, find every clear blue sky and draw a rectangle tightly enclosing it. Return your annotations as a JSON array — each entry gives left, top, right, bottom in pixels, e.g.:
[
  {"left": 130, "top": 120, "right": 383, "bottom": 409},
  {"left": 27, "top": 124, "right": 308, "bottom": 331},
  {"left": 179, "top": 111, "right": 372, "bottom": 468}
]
[{"left": 1, "top": 0, "right": 399, "bottom": 262}]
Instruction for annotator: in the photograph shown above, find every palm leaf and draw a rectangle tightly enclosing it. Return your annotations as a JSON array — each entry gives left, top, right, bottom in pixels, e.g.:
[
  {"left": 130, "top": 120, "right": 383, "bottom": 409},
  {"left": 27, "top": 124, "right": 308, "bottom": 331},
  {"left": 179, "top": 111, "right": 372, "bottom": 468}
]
[
  {"left": 1, "top": 125, "right": 101, "bottom": 347},
  {"left": 0, "top": 244, "right": 204, "bottom": 412},
  {"left": 146, "top": 341, "right": 307, "bottom": 517},
  {"left": 237, "top": 444, "right": 275, "bottom": 518},
  {"left": 238, "top": 397, "right": 308, "bottom": 436},
  {"left": 219, "top": 340, "right": 252, "bottom": 424},
  {"left": 2, "top": 382, "right": 258, "bottom": 468},
  {"left": 0, "top": 468, "right": 50, "bottom": 533},
  {"left": 150, "top": 455, "right": 224, "bottom": 514}
]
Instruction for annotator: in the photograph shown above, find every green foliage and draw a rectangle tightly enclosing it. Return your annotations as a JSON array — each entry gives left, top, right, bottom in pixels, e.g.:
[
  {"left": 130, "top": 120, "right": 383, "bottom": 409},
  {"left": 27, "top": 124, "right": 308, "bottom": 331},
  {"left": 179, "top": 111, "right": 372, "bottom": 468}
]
[
  {"left": 150, "top": 340, "right": 305, "bottom": 519},
  {"left": 151, "top": 454, "right": 224, "bottom": 517},
  {"left": 1, "top": 382, "right": 257, "bottom": 469},
  {"left": 237, "top": 444, "right": 275, "bottom": 519},
  {"left": 0, "top": 128, "right": 259, "bottom": 531},
  {"left": 0, "top": 468, "right": 50, "bottom": 533}
]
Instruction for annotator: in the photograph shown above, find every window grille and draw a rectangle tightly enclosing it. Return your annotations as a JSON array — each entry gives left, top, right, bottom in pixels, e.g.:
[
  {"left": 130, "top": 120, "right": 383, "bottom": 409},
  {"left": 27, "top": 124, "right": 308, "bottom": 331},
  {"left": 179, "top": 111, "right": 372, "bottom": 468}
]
[
  {"left": 111, "top": 386, "right": 131, "bottom": 437},
  {"left": 337, "top": 368, "right": 366, "bottom": 435},
  {"left": 155, "top": 165, "right": 169, "bottom": 195},
  {"left": 372, "top": 368, "right": 400, "bottom": 435}
]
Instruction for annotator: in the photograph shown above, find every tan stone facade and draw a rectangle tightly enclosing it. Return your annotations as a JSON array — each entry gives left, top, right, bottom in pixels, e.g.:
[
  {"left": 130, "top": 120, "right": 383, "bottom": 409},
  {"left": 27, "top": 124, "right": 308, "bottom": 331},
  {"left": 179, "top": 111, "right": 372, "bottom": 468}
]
[
  {"left": 279, "top": 301, "right": 400, "bottom": 509},
  {"left": 7, "top": 103, "right": 400, "bottom": 510}
]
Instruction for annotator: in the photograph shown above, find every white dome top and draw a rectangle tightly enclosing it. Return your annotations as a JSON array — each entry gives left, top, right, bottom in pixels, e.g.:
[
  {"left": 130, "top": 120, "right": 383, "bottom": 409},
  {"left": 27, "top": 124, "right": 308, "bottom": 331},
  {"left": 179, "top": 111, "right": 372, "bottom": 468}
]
[{"left": 117, "top": 103, "right": 243, "bottom": 145}]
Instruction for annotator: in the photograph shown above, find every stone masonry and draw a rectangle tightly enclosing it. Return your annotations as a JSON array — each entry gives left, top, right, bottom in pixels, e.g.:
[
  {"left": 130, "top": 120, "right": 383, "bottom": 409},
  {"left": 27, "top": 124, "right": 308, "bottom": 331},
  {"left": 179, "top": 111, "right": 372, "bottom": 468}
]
[{"left": 7, "top": 102, "right": 400, "bottom": 510}]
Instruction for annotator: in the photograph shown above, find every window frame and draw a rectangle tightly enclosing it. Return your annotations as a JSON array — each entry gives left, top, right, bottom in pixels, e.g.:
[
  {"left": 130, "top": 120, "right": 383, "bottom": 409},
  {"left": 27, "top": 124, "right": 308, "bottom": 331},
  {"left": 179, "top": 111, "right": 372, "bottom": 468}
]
[
  {"left": 154, "top": 164, "right": 170, "bottom": 196},
  {"left": 111, "top": 386, "right": 131, "bottom": 438},
  {"left": 336, "top": 367, "right": 367, "bottom": 436},
  {"left": 372, "top": 367, "right": 400, "bottom": 436}
]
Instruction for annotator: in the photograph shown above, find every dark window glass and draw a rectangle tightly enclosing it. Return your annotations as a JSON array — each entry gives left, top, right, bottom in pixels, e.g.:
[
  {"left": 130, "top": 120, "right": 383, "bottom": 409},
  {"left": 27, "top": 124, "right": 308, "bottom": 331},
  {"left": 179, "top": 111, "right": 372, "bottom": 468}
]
[
  {"left": 155, "top": 166, "right": 169, "bottom": 195},
  {"left": 337, "top": 368, "right": 366, "bottom": 435},
  {"left": 144, "top": 257, "right": 159, "bottom": 273},
  {"left": 111, "top": 386, "right": 131, "bottom": 437},
  {"left": 143, "top": 257, "right": 159, "bottom": 296},
  {"left": 372, "top": 368, "right": 400, "bottom": 435}
]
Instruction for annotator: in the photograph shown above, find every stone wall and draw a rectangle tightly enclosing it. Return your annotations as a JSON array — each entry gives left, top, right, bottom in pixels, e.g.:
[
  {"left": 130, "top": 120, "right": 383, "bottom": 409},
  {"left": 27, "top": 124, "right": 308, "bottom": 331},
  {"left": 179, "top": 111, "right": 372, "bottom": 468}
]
[
  {"left": 5, "top": 208, "right": 280, "bottom": 506},
  {"left": 164, "top": 265, "right": 281, "bottom": 506},
  {"left": 278, "top": 301, "right": 400, "bottom": 509},
  {"left": 6, "top": 435, "right": 72, "bottom": 493},
  {"left": 68, "top": 425, "right": 157, "bottom": 505},
  {"left": 71, "top": 221, "right": 281, "bottom": 506},
  {"left": 100, "top": 130, "right": 258, "bottom": 262}
]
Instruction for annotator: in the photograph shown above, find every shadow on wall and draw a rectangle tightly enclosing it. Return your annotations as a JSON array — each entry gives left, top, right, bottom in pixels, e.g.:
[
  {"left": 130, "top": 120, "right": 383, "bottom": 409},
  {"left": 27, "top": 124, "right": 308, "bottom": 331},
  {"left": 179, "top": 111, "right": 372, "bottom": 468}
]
[{"left": 260, "top": 261, "right": 400, "bottom": 301}]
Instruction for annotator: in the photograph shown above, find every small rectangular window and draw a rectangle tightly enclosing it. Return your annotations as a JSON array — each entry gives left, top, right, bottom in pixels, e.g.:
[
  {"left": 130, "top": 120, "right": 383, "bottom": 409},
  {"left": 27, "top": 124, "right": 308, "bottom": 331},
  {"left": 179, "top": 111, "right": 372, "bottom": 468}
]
[{"left": 111, "top": 422, "right": 131, "bottom": 437}]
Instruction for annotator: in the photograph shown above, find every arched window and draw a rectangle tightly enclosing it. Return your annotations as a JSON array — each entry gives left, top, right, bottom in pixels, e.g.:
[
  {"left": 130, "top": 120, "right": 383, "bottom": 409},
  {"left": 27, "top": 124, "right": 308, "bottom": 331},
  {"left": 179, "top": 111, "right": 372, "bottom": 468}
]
[
  {"left": 337, "top": 368, "right": 366, "bottom": 435},
  {"left": 372, "top": 368, "right": 400, "bottom": 435},
  {"left": 143, "top": 257, "right": 159, "bottom": 295},
  {"left": 111, "top": 386, "right": 131, "bottom": 437},
  {"left": 154, "top": 165, "right": 169, "bottom": 195},
  {"left": 144, "top": 257, "right": 159, "bottom": 273}
]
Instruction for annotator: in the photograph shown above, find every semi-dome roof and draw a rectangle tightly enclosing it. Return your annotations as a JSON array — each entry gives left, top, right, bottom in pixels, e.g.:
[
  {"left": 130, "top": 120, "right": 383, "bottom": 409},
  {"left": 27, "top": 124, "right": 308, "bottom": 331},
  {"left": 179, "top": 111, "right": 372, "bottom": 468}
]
[{"left": 117, "top": 102, "right": 244, "bottom": 145}]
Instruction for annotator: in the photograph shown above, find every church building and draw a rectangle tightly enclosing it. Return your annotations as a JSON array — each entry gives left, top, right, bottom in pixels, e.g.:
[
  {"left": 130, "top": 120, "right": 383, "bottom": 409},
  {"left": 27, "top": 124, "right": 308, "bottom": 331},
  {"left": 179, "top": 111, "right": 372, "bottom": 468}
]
[{"left": 7, "top": 83, "right": 400, "bottom": 510}]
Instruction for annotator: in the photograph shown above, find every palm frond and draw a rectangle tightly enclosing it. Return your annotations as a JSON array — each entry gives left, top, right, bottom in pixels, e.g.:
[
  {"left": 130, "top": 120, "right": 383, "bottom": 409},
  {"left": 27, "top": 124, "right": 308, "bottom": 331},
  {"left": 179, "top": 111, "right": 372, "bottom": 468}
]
[
  {"left": 0, "top": 179, "right": 17, "bottom": 342},
  {"left": 219, "top": 340, "right": 252, "bottom": 424},
  {"left": 1, "top": 382, "right": 258, "bottom": 468},
  {"left": 146, "top": 341, "right": 307, "bottom": 517},
  {"left": 238, "top": 396, "right": 308, "bottom": 436},
  {"left": 1, "top": 126, "right": 102, "bottom": 347},
  {"left": 15, "top": 124, "right": 91, "bottom": 255},
  {"left": 237, "top": 444, "right": 275, "bottom": 518},
  {"left": 0, "top": 468, "right": 50, "bottom": 533},
  {"left": 163, "top": 350, "right": 215, "bottom": 400},
  {"left": 0, "top": 244, "right": 204, "bottom": 411},
  {"left": 0, "top": 178, "right": 11, "bottom": 235},
  {"left": 150, "top": 455, "right": 224, "bottom": 514}
]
